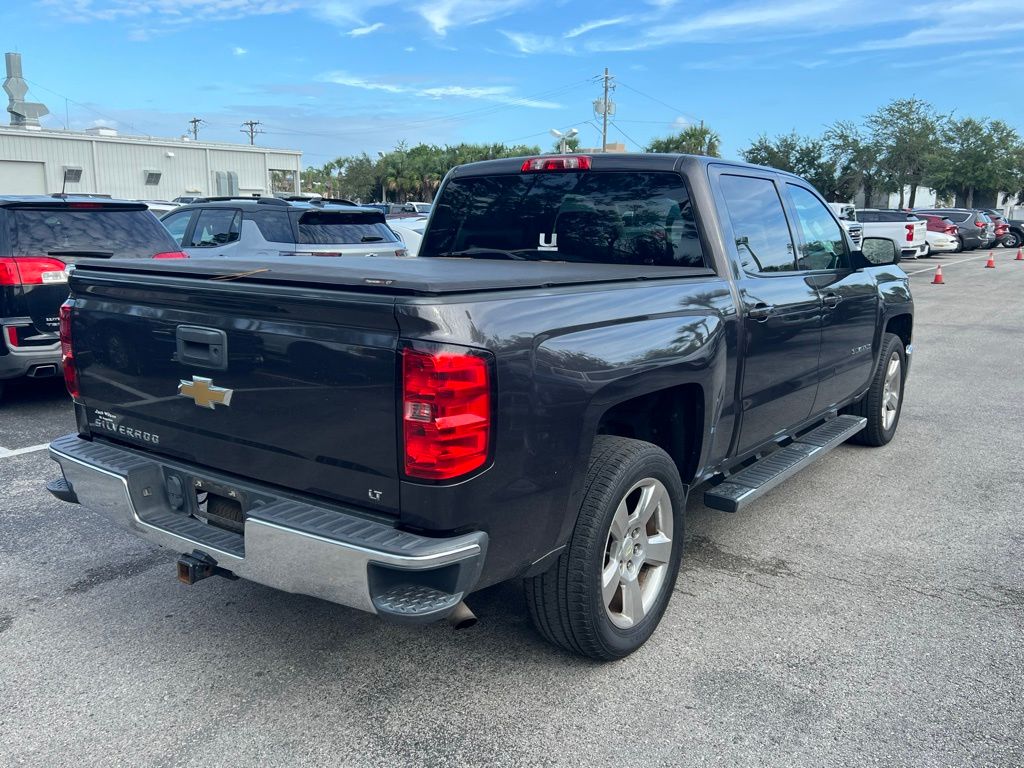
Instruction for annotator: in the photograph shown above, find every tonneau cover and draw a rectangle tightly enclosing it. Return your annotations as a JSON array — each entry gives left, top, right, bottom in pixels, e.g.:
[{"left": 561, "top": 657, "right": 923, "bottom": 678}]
[{"left": 72, "top": 255, "right": 716, "bottom": 296}]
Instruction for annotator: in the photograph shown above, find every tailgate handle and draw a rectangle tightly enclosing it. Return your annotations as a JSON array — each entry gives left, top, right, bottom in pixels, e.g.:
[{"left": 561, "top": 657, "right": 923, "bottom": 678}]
[{"left": 176, "top": 326, "right": 228, "bottom": 371}]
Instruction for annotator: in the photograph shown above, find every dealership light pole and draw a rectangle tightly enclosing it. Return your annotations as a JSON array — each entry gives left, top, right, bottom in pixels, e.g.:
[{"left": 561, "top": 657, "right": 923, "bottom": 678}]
[{"left": 550, "top": 127, "right": 578, "bottom": 154}]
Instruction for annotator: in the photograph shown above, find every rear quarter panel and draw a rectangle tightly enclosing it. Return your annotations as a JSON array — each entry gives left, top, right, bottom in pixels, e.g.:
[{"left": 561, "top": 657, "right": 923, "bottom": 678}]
[{"left": 395, "top": 277, "right": 737, "bottom": 585}]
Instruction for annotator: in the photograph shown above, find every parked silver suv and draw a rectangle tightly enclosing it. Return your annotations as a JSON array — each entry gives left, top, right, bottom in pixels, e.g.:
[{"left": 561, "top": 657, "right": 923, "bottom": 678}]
[{"left": 160, "top": 197, "right": 407, "bottom": 259}]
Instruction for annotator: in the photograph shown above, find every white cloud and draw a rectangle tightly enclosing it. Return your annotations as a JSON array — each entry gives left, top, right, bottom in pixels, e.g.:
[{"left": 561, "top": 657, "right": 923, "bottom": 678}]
[
  {"left": 416, "top": 0, "right": 531, "bottom": 36},
  {"left": 232, "top": 46, "right": 248, "bottom": 55},
  {"left": 835, "top": 18, "right": 1024, "bottom": 52},
  {"left": 318, "top": 70, "right": 560, "bottom": 108},
  {"left": 500, "top": 31, "right": 571, "bottom": 55},
  {"left": 564, "top": 16, "right": 629, "bottom": 39},
  {"left": 576, "top": 0, "right": 1024, "bottom": 53},
  {"left": 347, "top": 21, "right": 384, "bottom": 36},
  {"left": 46, "top": 0, "right": 537, "bottom": 41}
]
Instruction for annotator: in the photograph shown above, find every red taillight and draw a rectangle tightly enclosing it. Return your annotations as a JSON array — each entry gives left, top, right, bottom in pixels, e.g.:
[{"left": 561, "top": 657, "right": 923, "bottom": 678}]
[
  {"left": 68, "top": 202, "right": 104, "bottom": 209},
  {"left": 975, "top": 220, "right": 986, "bottom": 228},
  {"left": 59, "top": 302, "right": 80, "bottom": 400},
  {"left": 4, "top": 326, "right": 17, "bottom": 348},
  {"left": 905, "top": 223, "right": 915, "bottom": 242},
  {"left": 0, "top": 256, "right": 67, "bottom": 286},
  {"left": 944, "top": 225, "right": 957, "bottom": 235},
  {"left": 152, "top": 251, "right": 189, "bottom": 259},
  {"left": 402, "top": 347, "right": 491, "bottom": 480},
  {"left": 521, "top": 155, "right": 591, "bottom": 173}
]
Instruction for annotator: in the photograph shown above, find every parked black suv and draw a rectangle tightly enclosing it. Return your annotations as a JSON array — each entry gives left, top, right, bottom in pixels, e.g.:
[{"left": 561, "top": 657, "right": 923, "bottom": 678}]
[
  {"left": 160, "top": 197, "right": 407, "bottom": 259},
  {"left": 0, "top": 196, "right": 183, "bottom": 400}
]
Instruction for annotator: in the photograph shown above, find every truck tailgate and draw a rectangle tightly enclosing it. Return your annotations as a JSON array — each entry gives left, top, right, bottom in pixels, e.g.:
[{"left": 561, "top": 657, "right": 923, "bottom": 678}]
[{"left": 68, "top": 270, "right": 402, "bottom": 513}]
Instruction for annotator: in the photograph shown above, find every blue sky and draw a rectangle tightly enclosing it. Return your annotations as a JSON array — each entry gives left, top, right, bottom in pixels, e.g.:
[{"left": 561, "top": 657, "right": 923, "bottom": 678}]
[{"left": 3, "top": 0, "right": 1023, "bottom": 167}]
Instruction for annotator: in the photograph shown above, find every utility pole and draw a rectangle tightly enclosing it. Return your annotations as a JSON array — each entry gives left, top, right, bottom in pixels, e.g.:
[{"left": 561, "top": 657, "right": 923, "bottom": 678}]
[
  {"left": 593, "top": 68, "right": 615, "bottom": 153},
  {"left": 601, "top": 68, "right": 610, "bottom": 153},
  {"left": 187, "top": 117, "right": 204, "bottom": 141},
  {"left": 240, "top": 120, "right": 262, "bottom": 145}
]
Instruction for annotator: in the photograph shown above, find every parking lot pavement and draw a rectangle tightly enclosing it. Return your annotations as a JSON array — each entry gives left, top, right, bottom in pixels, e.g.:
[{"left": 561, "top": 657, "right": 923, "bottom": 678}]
[{"left": 2, "top": 255, "right": 1022, "bottom": 768}]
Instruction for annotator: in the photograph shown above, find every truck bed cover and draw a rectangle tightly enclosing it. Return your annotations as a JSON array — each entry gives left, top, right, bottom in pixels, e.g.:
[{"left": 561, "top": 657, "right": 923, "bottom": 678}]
[{"left": 71, "top": 256, "right": 716, "bottom": 296}]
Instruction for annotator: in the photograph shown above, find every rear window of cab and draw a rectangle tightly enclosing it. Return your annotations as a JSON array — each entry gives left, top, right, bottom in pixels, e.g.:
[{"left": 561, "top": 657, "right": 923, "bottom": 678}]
[{"left": 420, "top": 171, "right": 708, "bottom": 268}]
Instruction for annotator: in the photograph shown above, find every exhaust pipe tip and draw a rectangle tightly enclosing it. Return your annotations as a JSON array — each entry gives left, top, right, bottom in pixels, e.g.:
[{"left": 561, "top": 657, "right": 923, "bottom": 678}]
[
  {"left": 28, "top": 364, "right": 58, "bottom": 378},
  {"left": 447, "top": 601, "right": 477, "bottom": 630}
]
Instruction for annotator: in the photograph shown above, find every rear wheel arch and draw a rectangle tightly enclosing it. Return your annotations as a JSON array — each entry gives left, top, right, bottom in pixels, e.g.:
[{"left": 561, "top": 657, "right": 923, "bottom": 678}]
[{"left": 593, "top": 383, "right": 705, "bottom": 485}]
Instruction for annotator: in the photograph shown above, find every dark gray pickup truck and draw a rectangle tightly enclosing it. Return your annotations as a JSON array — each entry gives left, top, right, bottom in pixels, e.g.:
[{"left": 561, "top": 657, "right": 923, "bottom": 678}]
[{"left": 47, "top": 154, "right": 913, "bottom": 659}]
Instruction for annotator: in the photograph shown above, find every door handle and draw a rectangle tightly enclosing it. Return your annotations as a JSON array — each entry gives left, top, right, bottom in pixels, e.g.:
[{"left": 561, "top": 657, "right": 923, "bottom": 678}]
[
  {"left": 822, "top": 293, "right": 842, "bottom": 309},
  {"left": 747, "top": 303, "right": 775, "bottom": 321}
]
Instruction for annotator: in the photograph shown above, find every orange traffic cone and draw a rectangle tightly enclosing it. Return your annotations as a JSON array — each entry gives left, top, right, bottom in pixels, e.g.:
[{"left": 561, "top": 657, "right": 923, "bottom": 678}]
[
  {"left": 932, "top": 265, "right": 944, "bottom": 284},
  {"left": 1016, "top": 247, "right": 1023, "bottom": 261},
  {"left": 985, "top": 251, "right": 996, "bottom": 268}
]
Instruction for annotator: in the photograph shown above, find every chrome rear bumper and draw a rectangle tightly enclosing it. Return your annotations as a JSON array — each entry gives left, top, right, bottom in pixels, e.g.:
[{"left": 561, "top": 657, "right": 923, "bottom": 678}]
[{"left": 48, "top": 434, "right": 486, "bottom": 623}]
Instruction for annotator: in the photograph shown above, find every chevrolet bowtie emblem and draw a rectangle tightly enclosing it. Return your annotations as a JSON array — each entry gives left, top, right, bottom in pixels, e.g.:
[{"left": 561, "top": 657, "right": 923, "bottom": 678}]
[{"left": 178, "top": 376, "right": 233, "bottom": 409}]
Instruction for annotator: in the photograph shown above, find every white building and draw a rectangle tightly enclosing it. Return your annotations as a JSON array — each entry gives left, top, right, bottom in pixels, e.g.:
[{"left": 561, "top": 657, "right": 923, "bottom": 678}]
[{"left": 0, "top": 125, "right": 302, "bottom": 200}]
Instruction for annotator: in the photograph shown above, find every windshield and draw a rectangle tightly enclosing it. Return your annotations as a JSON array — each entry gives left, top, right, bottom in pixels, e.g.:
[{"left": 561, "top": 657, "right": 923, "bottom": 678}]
[
  {"left": 420, "top": 171, "right": 707, "bottom": 267},
  {"left": 11, "top": 207, "right": 177, "bottom": 258},
  {"left": 297, "top": 211, "right": 399, "bottom": 244}
]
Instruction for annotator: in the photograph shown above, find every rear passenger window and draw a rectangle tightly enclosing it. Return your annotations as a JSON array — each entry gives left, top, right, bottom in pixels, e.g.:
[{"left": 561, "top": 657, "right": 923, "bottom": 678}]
[
  {"left": 189, "top": 209, "right": 241, "bottom": 247},
  {"left": 719, "top": 174, "right": 795, "bottom": 273},
  {"left": 251, "top": 211, "right": 293, "bottom": 243},
  {"left": 787, "top": 185, "right": 849, "bottom": 270},
  {"left": 161, "top": 210, "right": 192, "bottom": 246}
]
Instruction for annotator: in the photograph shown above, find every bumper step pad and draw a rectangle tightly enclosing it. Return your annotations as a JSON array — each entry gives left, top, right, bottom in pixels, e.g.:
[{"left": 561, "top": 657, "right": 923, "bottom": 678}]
[{"left": 704, "top": 415, "right": 866, "bottom": 513}]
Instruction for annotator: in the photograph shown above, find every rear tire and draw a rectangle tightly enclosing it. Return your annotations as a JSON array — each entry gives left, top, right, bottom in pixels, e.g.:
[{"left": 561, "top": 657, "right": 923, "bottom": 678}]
[
  {"left": 846, "top": 333, "right": 906, "bottom": 447},
  {"left": 1003, "top": 231, "right": 1021, "bottom": 249},
  {"left": 524, "top": 436, "right": 685, "bottom": 660}
]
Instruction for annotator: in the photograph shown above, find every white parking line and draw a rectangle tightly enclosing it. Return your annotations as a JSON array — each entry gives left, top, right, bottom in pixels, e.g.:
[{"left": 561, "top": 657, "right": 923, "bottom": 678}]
[
  {"left": 0, "top": 443, "right": 50, "bottom": 459},
  {"left": 904, "top": 251, "right": 999, "bottom": 275}
]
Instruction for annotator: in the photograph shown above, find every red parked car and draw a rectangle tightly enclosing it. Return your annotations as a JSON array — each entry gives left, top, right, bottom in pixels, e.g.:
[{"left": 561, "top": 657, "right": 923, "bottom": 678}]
[
  {"left": 912, "top": 212, "right": 959, "bottom": 236},
  {"left": 982, "top": 209, "right": 1011, "bottom": 245}
]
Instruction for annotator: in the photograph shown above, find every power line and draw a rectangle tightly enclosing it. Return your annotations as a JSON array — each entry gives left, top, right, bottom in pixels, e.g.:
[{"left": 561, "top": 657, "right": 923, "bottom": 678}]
[
  {"left": 608, "top": 120, "right": 645, "bottom": 152},
  {"left": 22, "top": 77, "right": 147, "bottom": 134},
  {"left": 187, "top": 117, "right": 204, "bottom": 140},
  {"left": 615, "top": 80, "right": 690, "bottom": 119}
]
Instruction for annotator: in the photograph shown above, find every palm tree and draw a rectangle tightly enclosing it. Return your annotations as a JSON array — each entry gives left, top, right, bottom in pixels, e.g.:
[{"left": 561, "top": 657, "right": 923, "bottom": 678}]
[{"left": 646, "top": 124, "right": 721, "bottom": 156}]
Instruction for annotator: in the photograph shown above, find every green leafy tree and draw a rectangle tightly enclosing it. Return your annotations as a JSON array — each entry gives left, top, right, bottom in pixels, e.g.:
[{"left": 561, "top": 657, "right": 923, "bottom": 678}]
[
  {"left": 927, "top": 118, "right": 1024, "bottom": 208},
  {"left": 646, "top": 123, "right": 721, "bottom": 156},
  {"left": 823, "top": 121, "right": 889, "bottom": 206},
  {"left": 551, "top": 135, "right": 581, "bottom": 153},
  {"left": 742, "top": 132, "right": 841, "bottom": 199},
  {"left": 866, "top": 98, "right": 943, "bottom": 207},
  {"left": 302, "top": 142, "right": 543, "bottom": 202}
]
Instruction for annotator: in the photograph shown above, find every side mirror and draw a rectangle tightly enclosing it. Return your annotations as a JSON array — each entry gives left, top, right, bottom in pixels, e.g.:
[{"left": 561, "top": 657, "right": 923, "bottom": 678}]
[{"left": 859, "top": 237, "right": 901, "bottom": 266}]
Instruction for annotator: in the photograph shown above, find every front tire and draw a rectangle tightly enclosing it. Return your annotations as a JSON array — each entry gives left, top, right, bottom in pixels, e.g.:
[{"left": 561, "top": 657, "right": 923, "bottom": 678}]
[
  {"left": 525, "top": 436, "right": 685, "bottom": 660},
  {"left": 846, "top": 333, "right": 906, "bottom": 446},
  {"left": 1003, "top": 231, "right": 1021, "bottom": 249}
]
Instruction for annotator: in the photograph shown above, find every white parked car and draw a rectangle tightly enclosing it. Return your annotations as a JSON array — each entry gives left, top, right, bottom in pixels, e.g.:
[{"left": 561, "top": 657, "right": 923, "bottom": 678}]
[
  {"left": 140, "top": 200, "right": 179, "bottom": 217},
  {"left": 827, "top": 202, "right": 863, "bottom": 249},
  {"left": 389, "top": 217, "right": 427, "bottom": 257},
  {"left": 925, "top": 230, "right": 959, "bottom": 254},
  {"left": 855, "top": 209, "right": 927, "bottom": 259},
  {"left": 401, "top": 202, "right": 432, "bottom": 215}
]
